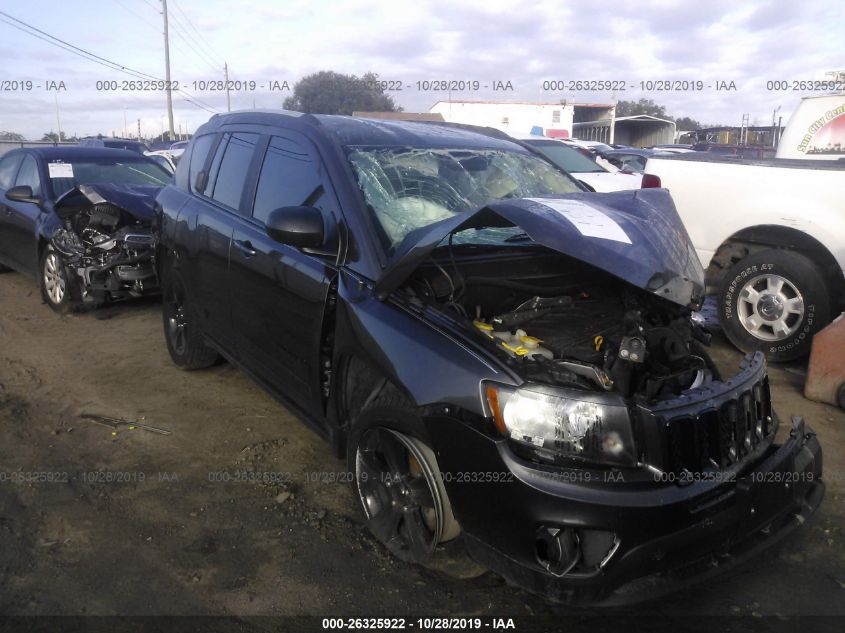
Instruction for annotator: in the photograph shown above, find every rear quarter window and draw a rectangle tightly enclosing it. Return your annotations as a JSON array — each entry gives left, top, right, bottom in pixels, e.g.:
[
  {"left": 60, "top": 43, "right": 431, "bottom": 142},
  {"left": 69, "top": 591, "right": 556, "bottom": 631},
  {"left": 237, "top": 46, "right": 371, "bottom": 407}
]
[{"left": 188, "top": 134, "right": 216, "bottom": 193}]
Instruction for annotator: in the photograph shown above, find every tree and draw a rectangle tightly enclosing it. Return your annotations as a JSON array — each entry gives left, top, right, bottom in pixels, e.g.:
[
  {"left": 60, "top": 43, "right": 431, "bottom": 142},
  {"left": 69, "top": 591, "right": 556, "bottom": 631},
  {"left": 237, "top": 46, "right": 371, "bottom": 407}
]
[
  {"left": 283, "top": 71, "right": 401, "bottom": 115},
  {"left": 0, "top": 131, "right": 25, "bottom": 141},
  {"left": 41, "top": 131, "right": 75, "bottom": 142},
  {"left": 615, "top": 98, "right": 668, "bottom": 118},
  {"left": 674, "top": 116, "right": 702, "bottom": 130}
]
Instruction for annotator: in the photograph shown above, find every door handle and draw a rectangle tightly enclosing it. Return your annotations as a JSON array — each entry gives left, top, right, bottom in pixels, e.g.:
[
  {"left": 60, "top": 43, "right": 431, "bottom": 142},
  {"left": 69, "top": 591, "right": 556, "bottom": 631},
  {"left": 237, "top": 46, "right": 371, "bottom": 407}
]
[{"left": 233, "top": 239, "right": 257, "bottom": 258}]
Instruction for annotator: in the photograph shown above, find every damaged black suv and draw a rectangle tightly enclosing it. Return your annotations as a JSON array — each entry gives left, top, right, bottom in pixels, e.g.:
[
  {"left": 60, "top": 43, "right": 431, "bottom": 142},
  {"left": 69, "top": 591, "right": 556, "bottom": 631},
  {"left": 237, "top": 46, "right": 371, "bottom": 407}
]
[{"left": 155, "top": 111, "right": 823, "bottom": 604}]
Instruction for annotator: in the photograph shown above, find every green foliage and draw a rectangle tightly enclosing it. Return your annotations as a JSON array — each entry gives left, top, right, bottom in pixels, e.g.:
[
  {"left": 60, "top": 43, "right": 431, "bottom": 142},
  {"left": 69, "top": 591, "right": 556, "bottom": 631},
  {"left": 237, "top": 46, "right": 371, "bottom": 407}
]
[{"left": 283, "top": 71, "right": 401, "bottom": 115}]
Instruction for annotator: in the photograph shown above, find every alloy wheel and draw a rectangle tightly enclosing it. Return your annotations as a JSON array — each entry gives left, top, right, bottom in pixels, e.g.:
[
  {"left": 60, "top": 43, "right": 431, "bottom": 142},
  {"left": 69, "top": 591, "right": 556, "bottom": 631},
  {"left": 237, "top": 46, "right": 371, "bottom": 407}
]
[
  {"left": 355, "top": 428, "right": 442, "bottom": 561},
  {"left": 43, "top": 252, "right": 66, "bottom": 305},
  {"left": 737, "top": 273, "right": 805, "bottom": 341}
]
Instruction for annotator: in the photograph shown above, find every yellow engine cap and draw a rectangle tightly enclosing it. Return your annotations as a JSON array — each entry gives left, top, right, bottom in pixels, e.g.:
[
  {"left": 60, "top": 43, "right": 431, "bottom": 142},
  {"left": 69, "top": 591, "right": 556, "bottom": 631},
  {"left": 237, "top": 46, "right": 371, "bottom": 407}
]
[
  {"left": 519, "top": 335, "right": 543, "bottom": 346},
  {"left": 473, "top": 320, "right": 494, "bottom": 331},
  {"left": 502, "top": 342, "right": 530, "bottom": 356}
]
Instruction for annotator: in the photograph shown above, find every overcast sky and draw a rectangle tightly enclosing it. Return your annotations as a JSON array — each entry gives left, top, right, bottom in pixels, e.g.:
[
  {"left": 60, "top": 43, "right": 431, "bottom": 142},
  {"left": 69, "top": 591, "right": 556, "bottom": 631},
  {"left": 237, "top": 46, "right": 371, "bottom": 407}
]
[{"left": 0, "top": 0, "right": 841, "bottom": 140}]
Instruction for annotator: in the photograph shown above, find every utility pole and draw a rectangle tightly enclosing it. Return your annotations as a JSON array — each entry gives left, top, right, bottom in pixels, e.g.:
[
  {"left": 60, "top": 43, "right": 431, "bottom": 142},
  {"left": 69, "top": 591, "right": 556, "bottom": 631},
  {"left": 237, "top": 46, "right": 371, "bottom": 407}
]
[
  {"left": 138, "top": 118, "right": 141, "bottom": 140},
  {"left": 54, "top": 92, "right": 63, "bottom": 142},
  {"left": 224, "top": 62, "right": 231, "bottom": 112},
  {"left": 162, "top": 0, "right": 175, "bottom": 141},
  {"left": 124, "top": 108, "right": 128, "bottom": 137}
]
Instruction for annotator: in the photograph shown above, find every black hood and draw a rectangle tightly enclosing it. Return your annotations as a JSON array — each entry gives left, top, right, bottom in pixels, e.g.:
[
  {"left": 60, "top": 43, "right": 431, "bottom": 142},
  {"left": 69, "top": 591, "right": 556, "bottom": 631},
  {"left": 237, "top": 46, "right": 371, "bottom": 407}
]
[
  {"left": 54, "top": 183, "right": 160, "bottom": 222},
  {"left": 373, "top": 188, "right": 705, "bottom": 309}
]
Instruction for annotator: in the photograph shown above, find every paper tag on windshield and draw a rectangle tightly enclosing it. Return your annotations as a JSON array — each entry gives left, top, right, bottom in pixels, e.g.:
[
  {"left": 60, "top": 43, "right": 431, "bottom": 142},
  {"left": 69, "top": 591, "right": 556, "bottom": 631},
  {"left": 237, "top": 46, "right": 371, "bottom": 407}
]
[
  {"left": 48, "top": 162, "right": 74, "bottom": 178},
  {"left": 526, "top": 198, "right": 632, "bottom": 244}
]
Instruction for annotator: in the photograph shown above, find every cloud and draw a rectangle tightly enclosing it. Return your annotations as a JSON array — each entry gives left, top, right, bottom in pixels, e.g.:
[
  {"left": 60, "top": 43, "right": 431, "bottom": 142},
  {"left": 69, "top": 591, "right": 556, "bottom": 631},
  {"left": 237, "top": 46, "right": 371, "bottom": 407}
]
[{"left": 0, "top": 0, "right": 840, "bottom": 138}]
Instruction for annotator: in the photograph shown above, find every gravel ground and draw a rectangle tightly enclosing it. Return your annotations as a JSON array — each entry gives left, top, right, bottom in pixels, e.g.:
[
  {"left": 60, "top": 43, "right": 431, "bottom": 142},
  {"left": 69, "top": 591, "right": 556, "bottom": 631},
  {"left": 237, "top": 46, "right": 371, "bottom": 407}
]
[{"left": 0, "top": 270, "right": 843, "bottom": 630}]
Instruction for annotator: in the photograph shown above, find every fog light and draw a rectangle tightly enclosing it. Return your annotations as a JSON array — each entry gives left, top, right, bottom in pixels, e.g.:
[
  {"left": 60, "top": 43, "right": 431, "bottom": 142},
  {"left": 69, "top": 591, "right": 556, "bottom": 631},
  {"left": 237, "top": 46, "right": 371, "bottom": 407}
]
[
  {"left": 535, "top": 526, "right": 619, "bottom": 576},
  {"left": 535, "top": 526, "right": 580, "bottom": 576}
]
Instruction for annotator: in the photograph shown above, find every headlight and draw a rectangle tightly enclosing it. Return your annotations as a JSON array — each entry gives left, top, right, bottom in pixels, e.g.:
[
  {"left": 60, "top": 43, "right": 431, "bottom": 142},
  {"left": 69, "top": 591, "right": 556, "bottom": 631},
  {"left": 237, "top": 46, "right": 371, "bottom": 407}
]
[{"left": 485, "top": 383, "right": 636, "bottom": 467}]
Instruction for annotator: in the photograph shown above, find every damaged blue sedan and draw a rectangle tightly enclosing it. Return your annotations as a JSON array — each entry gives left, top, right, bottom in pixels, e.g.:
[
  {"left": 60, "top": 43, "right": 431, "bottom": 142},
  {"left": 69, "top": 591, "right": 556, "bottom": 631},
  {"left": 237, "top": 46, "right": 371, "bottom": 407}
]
[{"left": 155, "top": 112, "right": 823, "bottom": 604}]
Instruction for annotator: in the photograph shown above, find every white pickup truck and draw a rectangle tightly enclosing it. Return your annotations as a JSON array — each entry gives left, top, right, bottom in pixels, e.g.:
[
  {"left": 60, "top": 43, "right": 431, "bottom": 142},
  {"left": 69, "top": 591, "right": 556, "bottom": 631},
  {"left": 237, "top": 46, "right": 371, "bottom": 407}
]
[{"left": 644, "top": 92, "right": 845, "bottom": 361}]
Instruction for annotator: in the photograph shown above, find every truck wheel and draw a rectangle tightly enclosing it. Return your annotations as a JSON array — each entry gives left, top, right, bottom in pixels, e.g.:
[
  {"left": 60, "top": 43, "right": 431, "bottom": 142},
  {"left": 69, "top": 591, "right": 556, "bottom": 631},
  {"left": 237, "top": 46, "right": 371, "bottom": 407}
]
[
  {"left": 39, "top": 245, "right": 82, "bottom": 313},
  {"left": 347, "top": 396, "right": 460, "bottom": 564},
  {"left": 161, "top": 263, "right": 218, "bottom": 369},
  {"left": 718, "top": 249, "right": 830, "bottom": 362}
]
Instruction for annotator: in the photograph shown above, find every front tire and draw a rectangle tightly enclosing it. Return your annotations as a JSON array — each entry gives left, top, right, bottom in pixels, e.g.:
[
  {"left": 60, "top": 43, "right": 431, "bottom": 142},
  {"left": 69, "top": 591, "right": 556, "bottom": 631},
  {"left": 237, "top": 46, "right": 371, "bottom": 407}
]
[
  {"left": 161, "top": 261, "right": 218, "bottom": 369},
  {"left": 718, "top": 249, "right": 830, "bottom": 362},
  {"left": 39, "top": 245, "right": 81, "bottom": 313},
  {"left": 347, "top": 396, "right": 460, "bottom": 564}
]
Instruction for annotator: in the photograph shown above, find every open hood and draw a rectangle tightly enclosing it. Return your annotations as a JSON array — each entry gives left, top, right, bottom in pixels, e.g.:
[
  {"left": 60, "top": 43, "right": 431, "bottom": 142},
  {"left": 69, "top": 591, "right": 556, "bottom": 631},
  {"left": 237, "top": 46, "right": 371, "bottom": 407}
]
[
  {"left": 374, "top": 188, "right": 705, "bottom": 309},
  {"left": 54, "top": 183, "right": 160, "bottom": 222}
]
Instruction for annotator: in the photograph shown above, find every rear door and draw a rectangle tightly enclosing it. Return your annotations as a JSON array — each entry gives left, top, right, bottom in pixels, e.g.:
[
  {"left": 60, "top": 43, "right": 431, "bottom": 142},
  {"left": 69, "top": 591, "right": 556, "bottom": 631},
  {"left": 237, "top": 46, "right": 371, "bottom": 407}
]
[
  {"left": 0, "top": 152, "right": 24, "bottom": 269},
  {"left": 229, "top": 131, "right": 339, "bottom": 418},
  {"left": 4, "top": 154, "right": 44, "bottom": 275},
  {"left": 181, "top": 131, "right": 261, "bottom": 352}
]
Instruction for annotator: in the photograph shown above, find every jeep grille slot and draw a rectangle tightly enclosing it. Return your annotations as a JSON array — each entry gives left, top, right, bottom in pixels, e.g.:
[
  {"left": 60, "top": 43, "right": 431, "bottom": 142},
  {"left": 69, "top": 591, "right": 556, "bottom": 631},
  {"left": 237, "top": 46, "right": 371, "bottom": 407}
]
[{"left": 663, "top": 376, "right": 772, "bottom": 474}]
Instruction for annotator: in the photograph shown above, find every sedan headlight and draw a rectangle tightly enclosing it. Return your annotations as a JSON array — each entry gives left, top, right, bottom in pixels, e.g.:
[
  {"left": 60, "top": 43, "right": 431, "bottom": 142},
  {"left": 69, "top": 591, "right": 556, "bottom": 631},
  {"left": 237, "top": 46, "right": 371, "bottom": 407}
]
[{"left": 485, "top": 383, "right": 636, "bottom": 467}]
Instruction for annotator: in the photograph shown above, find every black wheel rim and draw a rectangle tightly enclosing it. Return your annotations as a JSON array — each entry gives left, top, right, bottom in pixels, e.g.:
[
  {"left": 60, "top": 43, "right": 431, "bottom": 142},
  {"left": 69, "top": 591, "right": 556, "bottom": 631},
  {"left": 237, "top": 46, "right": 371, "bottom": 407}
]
[
  {"left": 166, "top": 280, "right": 188, "bottom": 356},
  {"left": 355, "top": 428, "right": 439, "bottom": 562}
]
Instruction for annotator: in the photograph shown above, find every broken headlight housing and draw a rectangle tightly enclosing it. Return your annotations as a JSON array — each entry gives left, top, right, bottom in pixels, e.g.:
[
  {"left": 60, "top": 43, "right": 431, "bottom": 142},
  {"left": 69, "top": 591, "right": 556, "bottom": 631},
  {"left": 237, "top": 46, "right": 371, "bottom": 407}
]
[{"left": 484, "top": 384, "right": 636, "bottom": 467}]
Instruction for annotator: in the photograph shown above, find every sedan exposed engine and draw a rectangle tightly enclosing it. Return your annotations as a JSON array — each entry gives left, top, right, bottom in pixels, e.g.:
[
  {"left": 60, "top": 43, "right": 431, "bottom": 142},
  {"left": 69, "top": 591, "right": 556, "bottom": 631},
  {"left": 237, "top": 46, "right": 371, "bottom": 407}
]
[{"left": 49, "top": 184, "right": 158, "bottom": 306}]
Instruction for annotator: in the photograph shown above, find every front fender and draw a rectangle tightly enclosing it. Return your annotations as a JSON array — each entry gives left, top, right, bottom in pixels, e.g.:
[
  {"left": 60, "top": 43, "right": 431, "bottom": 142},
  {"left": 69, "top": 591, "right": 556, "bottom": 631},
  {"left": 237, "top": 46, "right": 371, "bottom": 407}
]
[{"left": 334, "top": 269, "right": 516, "bottom": 417}]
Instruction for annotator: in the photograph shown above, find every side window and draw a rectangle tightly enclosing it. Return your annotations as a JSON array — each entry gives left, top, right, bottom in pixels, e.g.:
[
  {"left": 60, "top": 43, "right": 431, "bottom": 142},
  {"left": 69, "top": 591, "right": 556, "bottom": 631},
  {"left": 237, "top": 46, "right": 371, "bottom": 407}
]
[
  {"left": 0, "top": 153, "right": 23, "bottom": 190},
  {"left": 188, "top": 133, "right": 215, "bottom": 193},
  {"left": 252, "top": 136, "right": 323, "bottom": 224},
  {"left": 210, "top": 132, "right": 259, "bottom": 210},
  {"left": 15, "top": 155, "right": 42, "bottom": 197}
]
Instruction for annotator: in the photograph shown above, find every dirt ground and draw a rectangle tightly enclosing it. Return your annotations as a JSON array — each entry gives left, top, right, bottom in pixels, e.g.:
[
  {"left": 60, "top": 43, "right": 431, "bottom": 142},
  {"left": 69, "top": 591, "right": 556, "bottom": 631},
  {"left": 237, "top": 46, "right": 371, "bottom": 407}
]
[{"left": 1, "top": 269, "right": 844, "bottom": 627}]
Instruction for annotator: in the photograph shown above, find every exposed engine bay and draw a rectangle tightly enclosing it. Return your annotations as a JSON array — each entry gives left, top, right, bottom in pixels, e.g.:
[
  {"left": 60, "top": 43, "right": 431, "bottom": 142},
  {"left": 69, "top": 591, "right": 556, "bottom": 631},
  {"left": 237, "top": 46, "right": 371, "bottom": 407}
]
[
  {"left": 406, "top": 249, "right": 715, "bottom": 403},
  {"left": 49, "top": 184, "right": 158, "bottom": 306}
]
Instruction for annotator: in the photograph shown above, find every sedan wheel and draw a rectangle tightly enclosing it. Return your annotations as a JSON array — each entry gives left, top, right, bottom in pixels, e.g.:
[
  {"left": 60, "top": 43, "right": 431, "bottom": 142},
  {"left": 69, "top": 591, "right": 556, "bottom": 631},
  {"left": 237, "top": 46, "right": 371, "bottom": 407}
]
[{"left": 43, "top": 251, "right": 66, "bottom": 305}]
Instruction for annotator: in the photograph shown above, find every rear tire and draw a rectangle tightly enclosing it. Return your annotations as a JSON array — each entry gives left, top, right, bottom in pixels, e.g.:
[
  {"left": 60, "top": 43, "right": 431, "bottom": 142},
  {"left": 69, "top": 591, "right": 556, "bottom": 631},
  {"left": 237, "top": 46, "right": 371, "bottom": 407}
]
[
  {"left": 347, "top": 396, "right": 460, "bottom": 564},
  {"left": 161, "top": 261, "right": 218, "bottom": 369},
  {"left": 718, "top": 249, "right": 830, "bottom": 362},
  {"left": 0, "top": 262, "right": 12, "bottom": 273},
  {"left": 39, "top": 245, "right": 81, "bottom": 313}
]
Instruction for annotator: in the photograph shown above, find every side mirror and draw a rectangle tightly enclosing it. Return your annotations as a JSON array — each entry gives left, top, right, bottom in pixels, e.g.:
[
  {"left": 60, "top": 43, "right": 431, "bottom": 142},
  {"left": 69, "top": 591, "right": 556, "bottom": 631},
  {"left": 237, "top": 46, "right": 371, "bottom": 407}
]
[
  {"left": 265, "top": 206, "right": 324, "bottom": 248},
  {"left": 5, "top": 185, "right": 38, "bottom": 204}
]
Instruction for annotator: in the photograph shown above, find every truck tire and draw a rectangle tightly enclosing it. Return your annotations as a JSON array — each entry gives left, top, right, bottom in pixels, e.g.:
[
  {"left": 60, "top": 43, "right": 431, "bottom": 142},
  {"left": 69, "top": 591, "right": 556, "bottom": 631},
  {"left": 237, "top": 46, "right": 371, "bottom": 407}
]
[
  {"left": 39, "top": 244, "right": 82, "bottom": 313},
  {"left": 0, "top": 262, "right": 12, "bottom": 273},
  {"left": 161, "top": 261, "right": 219, "bottom": 369},
  {"left": 718, "top": 249, "right": 830, "bottom": 362}
]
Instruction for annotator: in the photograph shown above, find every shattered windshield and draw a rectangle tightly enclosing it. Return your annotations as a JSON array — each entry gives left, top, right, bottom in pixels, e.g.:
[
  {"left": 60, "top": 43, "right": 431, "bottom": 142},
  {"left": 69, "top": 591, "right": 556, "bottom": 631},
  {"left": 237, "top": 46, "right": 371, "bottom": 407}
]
[{"left": 347, "top": 147, "right": 582, "bottom": 250}]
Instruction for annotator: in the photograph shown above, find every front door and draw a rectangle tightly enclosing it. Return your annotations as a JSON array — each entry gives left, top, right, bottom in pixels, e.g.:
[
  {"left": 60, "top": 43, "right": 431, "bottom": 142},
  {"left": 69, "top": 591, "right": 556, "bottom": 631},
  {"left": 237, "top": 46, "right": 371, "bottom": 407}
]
[{"left": 229, "top": 133, "right": 338, "bottom": 417}]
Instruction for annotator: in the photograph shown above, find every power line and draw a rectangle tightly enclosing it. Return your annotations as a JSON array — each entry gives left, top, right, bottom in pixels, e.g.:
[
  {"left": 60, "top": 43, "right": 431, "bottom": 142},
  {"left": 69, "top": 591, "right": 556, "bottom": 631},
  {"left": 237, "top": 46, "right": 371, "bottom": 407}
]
[
  {"left": 0, "top": 9, "right": 159, "bottom": 80},
  {"left": 0, "top": 10, "right": 220, "bottom": 114},
  {"left": 168, "top": 13, "right": 222, "bottom": 74},
  {"left": 170, "top": 0, "right": 224, "bottom": 66},
  {"left": 115, "top": 0, "right": 218, "bottom": 77},
  {"left": 0, "top": 15, "right": 155, "bottom": 81}
]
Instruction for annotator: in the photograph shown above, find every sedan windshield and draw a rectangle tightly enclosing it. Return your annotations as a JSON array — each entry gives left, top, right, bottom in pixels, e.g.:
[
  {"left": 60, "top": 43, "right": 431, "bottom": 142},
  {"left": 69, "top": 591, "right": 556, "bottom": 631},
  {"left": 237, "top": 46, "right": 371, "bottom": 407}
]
[
  {"left": 348, "top": 147, "right": 582, "bottom": 250},
  {"left": 47, "top": 158, "right": 171, "bottom": 198}
]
